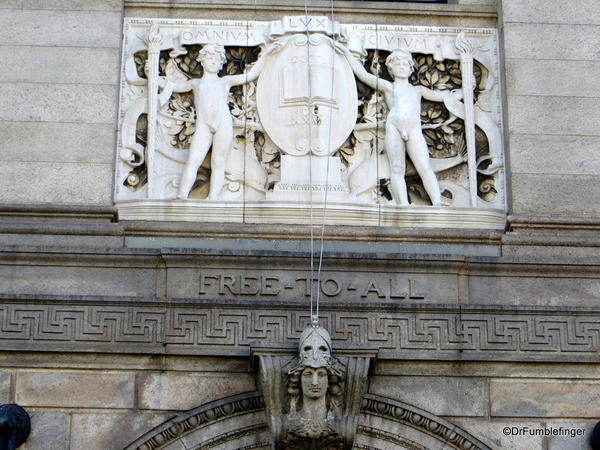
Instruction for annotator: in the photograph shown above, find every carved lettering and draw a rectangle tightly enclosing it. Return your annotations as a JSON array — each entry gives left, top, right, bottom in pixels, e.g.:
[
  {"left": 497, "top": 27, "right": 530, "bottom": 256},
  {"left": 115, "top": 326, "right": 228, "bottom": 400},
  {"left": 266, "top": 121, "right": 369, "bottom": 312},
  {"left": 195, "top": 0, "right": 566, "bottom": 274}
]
[
  {"left": 241, "top": 276, "right": 259, "bottom": 295},
  {"left": 261, "top": 276, "right": 281, "bottom": 295},
  {"left": 321, "top": 278, "right": 342, "bottom": 297},
  {"left": 219, "top": 275, "right": 238, "bottom": 295},
  {"left": 199, "top": 273, "right": 428, "bottom": 300},
  {"left": 360, "top": 280, "right": 386, "bottom": 298}
]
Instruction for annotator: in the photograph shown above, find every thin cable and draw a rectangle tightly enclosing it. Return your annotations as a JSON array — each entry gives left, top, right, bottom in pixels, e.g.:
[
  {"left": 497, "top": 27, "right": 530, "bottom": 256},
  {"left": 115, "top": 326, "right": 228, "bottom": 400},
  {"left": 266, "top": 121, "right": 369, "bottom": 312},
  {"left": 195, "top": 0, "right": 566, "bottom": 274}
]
[
  {"left": 376, "top": 25, "right": 381, "bottom": 227},
  {"left": 314, "top": 0, "right": 337, "bottom": 320},
  {"left": 303, "top": 0, "right": 315, "bottom": 322}
]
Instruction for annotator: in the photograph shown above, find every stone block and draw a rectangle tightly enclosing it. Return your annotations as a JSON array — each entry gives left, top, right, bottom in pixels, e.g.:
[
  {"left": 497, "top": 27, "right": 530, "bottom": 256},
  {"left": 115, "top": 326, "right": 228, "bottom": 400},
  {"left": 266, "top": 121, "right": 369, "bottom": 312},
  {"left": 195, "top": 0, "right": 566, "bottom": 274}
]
[
  {"left": 0, "top": 371, "right": 11, "bottom": 403},
  {"left": 0, "top": 83, "right": 118, "bottom": 124},
  {"left": 546, "top": 421, "right": 596, "bottom": 450},
  {"left": 373, "top": 361, "right": 600, "bottom": 379},
  {"left": 15, "top": 370, "right": 135, "bottom": 408},
  {"left": 19, "top": 411, "right": 69, "bottom": 450},
  {"left": 0, "top": 161, "right": 113, "bottom": 205},
  {"left": 21, "top": 0, "right": 123, "bottom": 11},
  {"left": 507, "top": 96, "right": 600, "bottom": 136},
  {"left": 0, "top": 46, "right": 119, "bottom": 85},
  {"left": 452, "top": 418, "right": 543, "bottom": 450},
  {"left": 0, "top": 10, "right": 121, "bottom": 48},
  {"left": 491, "top": 380, "right": 600, "bottom": 417},
  {"left": 0, "top": 264, "right": 156, "bottom": 297},
  {"left": 70, "top": 412, "right": 170, "bottom": 450},
  {"left": 138, "top": 372, "right": 256, "bottom": 410},
  {"left": 468, "top": 271, "right": 600, "bottom": 307},
  {"left": 503, "top": 23, "right": 600, "bottom": 61},
  {"left": 0, "top": 122, "right": 115, "bottom": 164},
  {"left": 368, "top": 376, "right": 487, "bottom": 416},
  {"left": 508, "top": 134, "right": 600, "bottom": 176},
  {"left": 505, "top": 59, "right": 600, "bottom": 98},
  {"left": 502, "top": 0, "right": 600, "bottom": 25},
  {"left": 510, "top": 173, "right": 600, "bottom": 216}
]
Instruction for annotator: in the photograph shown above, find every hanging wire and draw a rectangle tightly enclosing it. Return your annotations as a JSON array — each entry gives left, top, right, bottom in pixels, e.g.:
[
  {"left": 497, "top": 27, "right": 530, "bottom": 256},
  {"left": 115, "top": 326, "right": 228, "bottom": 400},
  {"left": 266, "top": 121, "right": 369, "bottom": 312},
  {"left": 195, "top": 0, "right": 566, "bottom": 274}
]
[
  {"left": 313, "top": 0, "right": 338, "bottom": 320},
  {"left": 303, "top": 0, "right": 316, "bottom": 322}
]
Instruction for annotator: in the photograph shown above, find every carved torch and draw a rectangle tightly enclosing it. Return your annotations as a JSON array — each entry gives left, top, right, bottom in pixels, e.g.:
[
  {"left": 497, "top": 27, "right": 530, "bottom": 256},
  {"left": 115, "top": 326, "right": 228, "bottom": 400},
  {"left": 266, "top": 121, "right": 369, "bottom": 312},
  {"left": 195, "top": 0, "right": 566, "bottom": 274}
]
[
  {"left": 455, "top": 32, "right": 478, "bottom": 207},
  {"left": 144, "top": 23, "right": 162, "bottom": 199}
]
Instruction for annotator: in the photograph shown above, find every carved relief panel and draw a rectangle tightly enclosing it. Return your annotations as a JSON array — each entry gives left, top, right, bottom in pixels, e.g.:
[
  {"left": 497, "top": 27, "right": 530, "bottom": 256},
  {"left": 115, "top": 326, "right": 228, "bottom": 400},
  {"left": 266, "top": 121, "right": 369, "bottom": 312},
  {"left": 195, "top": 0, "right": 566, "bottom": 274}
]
[{"left": 116, "top": 17, "right": 505, "bottom": 229}]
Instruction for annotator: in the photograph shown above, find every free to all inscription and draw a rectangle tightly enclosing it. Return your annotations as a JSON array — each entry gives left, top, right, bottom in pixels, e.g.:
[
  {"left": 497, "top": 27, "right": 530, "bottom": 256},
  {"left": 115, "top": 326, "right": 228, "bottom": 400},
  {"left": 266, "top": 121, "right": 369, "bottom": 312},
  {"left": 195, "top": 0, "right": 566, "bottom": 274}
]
[{"left": 199, "top": 273, "right": 426, "bottom": 300}]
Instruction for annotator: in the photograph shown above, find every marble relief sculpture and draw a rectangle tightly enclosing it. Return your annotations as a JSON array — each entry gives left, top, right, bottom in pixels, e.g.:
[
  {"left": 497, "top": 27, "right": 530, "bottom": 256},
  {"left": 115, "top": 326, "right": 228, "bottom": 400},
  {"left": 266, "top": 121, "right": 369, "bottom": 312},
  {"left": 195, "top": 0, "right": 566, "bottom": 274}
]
[
  {"left": 338, "top": 45, "right": 463, "bottom": 206},
  {"left": 116, "top": 17, "right": 506, "bottom": 228}
]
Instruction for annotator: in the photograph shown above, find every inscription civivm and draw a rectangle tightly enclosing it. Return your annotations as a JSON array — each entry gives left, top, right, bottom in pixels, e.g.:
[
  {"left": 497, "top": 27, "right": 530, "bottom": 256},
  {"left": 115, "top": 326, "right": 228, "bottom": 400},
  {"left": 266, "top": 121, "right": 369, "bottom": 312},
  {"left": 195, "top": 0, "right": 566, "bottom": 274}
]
[{"left": 116, "top": 17, "right": 506, "bottom": 229}]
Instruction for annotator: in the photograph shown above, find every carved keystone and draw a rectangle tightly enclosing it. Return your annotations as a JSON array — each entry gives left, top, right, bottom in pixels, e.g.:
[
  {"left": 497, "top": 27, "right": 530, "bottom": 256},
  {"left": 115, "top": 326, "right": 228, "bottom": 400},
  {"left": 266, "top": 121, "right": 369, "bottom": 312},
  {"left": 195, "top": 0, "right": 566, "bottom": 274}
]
[{"left": 252, "top": 320, "right": 376, "bottom": 449}]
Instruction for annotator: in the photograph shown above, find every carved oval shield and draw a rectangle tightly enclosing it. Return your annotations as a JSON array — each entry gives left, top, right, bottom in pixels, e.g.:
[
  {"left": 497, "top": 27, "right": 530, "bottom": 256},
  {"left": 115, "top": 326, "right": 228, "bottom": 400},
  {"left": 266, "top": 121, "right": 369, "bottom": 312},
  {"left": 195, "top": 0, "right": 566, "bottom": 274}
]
[{"left": 257, "top": 33, "right": 358, "bottom": 156}]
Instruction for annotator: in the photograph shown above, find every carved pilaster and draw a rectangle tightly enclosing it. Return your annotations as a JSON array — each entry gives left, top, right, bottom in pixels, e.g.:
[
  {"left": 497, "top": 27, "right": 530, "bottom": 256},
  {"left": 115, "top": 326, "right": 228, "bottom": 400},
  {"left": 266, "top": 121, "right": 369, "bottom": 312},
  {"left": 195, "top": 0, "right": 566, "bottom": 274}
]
[
  {"left": 455, "top": 32, "right": 477, "bottom": 207},
  {"left": 144, "top": 23, "right": 161, "bottom": 199}
]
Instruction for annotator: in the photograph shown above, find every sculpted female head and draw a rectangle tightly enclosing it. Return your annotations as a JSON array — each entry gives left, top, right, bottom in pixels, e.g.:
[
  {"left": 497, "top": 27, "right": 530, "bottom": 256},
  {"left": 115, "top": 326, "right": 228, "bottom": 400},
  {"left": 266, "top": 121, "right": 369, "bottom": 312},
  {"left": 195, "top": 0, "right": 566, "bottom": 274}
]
[{"left": 287, "top": 323, "right": 343, "bottom": 415}]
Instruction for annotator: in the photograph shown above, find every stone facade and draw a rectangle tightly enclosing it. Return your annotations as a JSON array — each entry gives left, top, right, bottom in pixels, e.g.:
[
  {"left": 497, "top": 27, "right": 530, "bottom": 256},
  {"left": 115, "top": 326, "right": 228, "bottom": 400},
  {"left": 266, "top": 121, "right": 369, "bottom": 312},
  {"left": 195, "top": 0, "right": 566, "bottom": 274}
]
[{"left": 1, "top": 0, "right": 599, "bottom": 449}]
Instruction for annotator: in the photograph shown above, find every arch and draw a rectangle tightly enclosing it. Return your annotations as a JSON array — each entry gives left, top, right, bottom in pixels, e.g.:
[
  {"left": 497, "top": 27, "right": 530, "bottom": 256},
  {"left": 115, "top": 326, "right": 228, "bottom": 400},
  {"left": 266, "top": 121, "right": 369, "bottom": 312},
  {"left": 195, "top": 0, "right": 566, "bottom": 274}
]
[{"left": 125, "top": 392, "right": 492, "bottom": 450}]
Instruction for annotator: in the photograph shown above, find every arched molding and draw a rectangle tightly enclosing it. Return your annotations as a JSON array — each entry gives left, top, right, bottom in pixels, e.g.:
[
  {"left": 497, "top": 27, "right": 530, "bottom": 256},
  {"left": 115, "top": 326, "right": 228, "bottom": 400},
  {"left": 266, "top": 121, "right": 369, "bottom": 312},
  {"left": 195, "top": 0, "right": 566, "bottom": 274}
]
[
  {"left": 359, "top": 394, "right": 492, "bottom": 450},
  {"left": 125, "top": 392, "right": 491, "bottom": 450}
]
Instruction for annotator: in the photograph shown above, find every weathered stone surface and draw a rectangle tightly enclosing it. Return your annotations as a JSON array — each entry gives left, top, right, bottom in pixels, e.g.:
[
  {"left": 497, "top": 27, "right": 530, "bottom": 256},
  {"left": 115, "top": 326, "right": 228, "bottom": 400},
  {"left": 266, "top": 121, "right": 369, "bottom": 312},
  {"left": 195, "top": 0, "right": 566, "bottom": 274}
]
[
  {"left": 16, "top": 371, "right": 135, "bottom": 408},
  {"left": 546, "top": 421, "right": 597, "bottom": 450},
  {"left": 0, "top": 352, "right": 250, "bottom": 373},
  {"left": 0, "top": 122, "right": 115, "bottom": 164},
  {"left": 0, "top": 370, "right": 11, "bottom": 403},
  {"left": 138, "top": 372, "right": 256, "bottom": 410},
  {"left": 505, "top": 59, "right": 600, "bottom": 98},
  {"left": 0, "top": 83, "right": 117, "bottom": 124},
  {"left": 510, "top": 173, "right": 600, "bottom": 216},
  {"left": 19, "top": 0, "right": 122, "bottom": 11},
  {"left": 508, "top": 134, "right": 600, "bottom": 176},
  {"left": 491, "top": 380, "right": 600, "bottom": 417},
  {"left": 0, "top": 46, "right": 120, "bottom": 85},
  {"left": 70, "top": 412, "right": 169, "bottom": 450},
  {"left": 452, "top": 418, "right": 543, "bottom": 450},
  {"left": 373, "top": 361, "right": 600, "bottom": 379},
  {"left": 20, "top": 412, "right": 69, "bottom": 450},
  {"left": 502, "top": 0, "right": 600, "bottom": 25},
  {"left": 0, "top": 10, "right": 121, "bottom": 47},
  {"left": 503, "top": 23, "right": 600, "bottom": 60},
  {"left": 507, "top": 96, "right": 600, "bottom": 136},
  {"left": 469, "top": 271, "right": 600, "bottom": 306},
  {"left": 0, "top": 162, "right": 113, "bottom": 204},
  {"left": 0, "top": 264, "right": 155, "bottom": 297},
  {"left": 369, "top": 376, "right": 487, "bottom": 416}
]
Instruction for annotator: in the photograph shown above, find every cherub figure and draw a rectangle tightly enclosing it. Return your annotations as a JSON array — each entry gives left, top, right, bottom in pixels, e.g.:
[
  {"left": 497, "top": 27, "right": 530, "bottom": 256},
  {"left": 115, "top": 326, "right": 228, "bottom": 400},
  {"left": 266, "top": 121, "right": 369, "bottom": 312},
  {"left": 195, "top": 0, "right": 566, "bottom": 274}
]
[
  {"left": 167, "top": 42, "right": 281, "bottom": 200},
  {"left": 338, "top": 45, "right": 461, "bottom": 206}
]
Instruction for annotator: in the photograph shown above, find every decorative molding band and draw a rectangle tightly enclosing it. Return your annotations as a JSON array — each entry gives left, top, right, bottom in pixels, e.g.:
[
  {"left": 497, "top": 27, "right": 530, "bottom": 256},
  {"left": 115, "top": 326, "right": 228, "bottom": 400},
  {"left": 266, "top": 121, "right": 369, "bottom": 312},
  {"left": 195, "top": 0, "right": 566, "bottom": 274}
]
[
  {"left": 125, "top": 392, "right": 492, "bottom": 450},
  {"left": 361, "top": 394, "right": 491, "bottom": 450},
  {"left": 1, "top": 298, "right": 599, "bottom": 362},
  {"left": 124, "top": 0, "right": 498, "bottom": 19},
  {"left": 124, "top": 392, "right": 266, "bottom": 450},
  {"left": 0, "top": 203, "right": 117, "bottom": 222}
]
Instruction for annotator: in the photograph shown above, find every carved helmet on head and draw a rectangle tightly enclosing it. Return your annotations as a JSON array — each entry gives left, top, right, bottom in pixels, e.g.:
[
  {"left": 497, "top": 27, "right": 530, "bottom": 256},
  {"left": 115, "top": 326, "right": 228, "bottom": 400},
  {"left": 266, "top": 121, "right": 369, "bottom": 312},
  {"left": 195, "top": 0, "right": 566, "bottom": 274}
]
[{"left": 298, "top": 321, "right": 333, "bottom": 369}]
